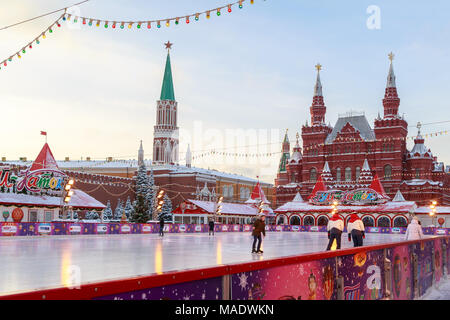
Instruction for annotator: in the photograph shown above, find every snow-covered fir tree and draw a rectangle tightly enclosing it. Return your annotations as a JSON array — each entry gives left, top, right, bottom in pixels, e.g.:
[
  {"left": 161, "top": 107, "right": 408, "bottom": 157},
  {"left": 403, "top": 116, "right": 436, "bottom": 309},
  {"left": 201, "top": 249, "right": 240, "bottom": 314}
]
[
  {"left": 103, "top": 200, "right": 113, "bottom": 221},
  {"left": 124, "top": 196, "right": 134, "bottom": 220},
  {"left": 131, "top": 193, "right": 149, "bottom": 223},
  {"left": 114, "top": 199, "right": 123, "bottom": 220},
  {"left": 136, "top": 163, "right": 149, "bottom": 196},
  {"left": 158, "top": 194, "right": 173, "bottom": 222},
  {"left": 132, "top": 163, "right": 152, "bottom": 223},
  {"left": 90, "top": 210, "right": 99, "bottom": 220}
]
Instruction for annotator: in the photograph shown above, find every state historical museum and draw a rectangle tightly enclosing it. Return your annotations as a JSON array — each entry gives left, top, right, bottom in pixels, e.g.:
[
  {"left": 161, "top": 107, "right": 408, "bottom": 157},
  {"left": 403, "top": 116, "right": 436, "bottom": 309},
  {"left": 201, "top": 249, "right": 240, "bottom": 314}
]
[{"left": 275, "top": 54, "right": 450, "bottom": 207}]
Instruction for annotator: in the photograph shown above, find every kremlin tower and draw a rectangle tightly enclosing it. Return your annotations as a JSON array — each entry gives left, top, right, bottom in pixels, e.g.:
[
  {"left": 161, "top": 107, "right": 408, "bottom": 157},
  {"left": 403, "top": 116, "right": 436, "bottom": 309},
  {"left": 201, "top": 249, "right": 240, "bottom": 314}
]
[{"left": 153, "top": 41, "right": 179, "bottom": 165}]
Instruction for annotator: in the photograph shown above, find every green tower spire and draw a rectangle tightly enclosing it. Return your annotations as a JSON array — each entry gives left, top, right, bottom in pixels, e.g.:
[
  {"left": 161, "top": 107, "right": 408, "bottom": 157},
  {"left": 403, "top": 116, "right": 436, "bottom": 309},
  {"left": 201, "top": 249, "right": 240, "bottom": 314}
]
[{"left": 160, "top": 52, "right": 175, "bottom": 101}]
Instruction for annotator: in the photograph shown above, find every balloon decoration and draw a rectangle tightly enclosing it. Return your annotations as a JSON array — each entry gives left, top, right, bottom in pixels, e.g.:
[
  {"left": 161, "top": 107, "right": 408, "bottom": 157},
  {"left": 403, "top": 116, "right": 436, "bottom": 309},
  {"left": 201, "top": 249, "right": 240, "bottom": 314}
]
[{"left": 12, "top": 208, "right": 24, "bottom": 223}]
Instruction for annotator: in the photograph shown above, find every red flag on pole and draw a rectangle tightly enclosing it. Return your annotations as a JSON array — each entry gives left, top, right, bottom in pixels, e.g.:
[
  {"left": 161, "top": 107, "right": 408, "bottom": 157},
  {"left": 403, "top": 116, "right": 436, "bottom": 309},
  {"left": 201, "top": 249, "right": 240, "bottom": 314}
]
[{"left": 40, "top": 131, "right": 47, "bottom": 136}]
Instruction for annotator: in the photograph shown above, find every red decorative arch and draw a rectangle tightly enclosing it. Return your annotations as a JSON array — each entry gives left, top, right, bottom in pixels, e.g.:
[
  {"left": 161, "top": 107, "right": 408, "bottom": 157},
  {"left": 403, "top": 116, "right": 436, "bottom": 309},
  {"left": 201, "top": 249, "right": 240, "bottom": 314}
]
[
  {"left": 316, "top": 214, "right": 330, "bottom": 227},
  {"left": 392, "top": 214, "right": 408, "bottom": 227},
  {"left": 302, "top": 214, "right": 315, "bottom": 226},
  {"left": 376, "top": 214, "right": 392, "bottom": 227},
  {"left": 288, "top": 214, "right": 302, "bottom": 226}
]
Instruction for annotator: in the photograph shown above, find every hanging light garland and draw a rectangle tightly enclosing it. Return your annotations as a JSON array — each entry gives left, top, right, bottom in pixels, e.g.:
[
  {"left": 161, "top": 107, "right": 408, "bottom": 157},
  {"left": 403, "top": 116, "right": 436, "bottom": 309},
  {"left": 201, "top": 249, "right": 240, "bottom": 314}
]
[
  {"left": 0, "top": 13, "right": 65, "bottom": 70},
  {"left": 1, "top": 0, "right": 261, "bottom": 70},
  {"left": 65, "top": 0, "right": 253, "bottom": 30},
  {"left": 302, "top": 129, "right": 449, "bottom": 152}
]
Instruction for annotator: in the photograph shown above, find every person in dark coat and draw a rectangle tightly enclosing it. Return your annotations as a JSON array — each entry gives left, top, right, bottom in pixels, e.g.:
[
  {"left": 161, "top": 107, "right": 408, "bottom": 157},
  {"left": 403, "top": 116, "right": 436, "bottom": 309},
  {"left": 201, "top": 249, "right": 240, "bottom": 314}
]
[
  {"left": 252, "top": 215, "right": 266, "bottom": 254},
  {"left": 159, "top": 217, "right": 165, "bottom": 237},
  {"left": 209, "top": 219, "right": 215, "bottom": 236},
  {"left": 347, "top": 212, "right": 365, "bottom": 247},
  {"left": 326, "top": 213, "right": 344, "bottom": 250}
]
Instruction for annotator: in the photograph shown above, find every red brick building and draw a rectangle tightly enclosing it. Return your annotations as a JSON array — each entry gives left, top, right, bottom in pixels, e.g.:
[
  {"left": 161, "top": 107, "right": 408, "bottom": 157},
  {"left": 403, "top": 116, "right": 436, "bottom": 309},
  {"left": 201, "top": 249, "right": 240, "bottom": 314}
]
[{"left": 275, "top": 55, "right": 449, "bottom": 207}]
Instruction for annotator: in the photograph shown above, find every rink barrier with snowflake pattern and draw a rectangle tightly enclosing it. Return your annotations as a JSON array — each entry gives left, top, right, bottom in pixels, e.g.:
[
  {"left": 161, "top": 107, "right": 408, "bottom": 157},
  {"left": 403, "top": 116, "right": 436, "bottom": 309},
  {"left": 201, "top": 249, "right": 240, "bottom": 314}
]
[
  {"left": 0, "top": 233, "right": 448, "bottom": 301},
  {"left": 0, "top": 221, "right": 448, "bottom": 237}
]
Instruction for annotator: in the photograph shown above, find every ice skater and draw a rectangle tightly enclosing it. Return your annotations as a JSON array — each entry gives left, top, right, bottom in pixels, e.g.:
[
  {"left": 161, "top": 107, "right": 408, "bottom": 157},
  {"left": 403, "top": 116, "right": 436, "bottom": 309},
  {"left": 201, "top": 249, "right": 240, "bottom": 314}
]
[
  {"left": 159, "top": 217, "right": 165, "bottom": 237},
  {"left": 209, "top": 219, "right": 215, "bottom": 236},
  {"left": 347, "top": 212, "right": 365, "bottom": 247},
  {"left": 405, "top": 216, "right": 424, "bottom": 240},
  {"left": 326, "top": 212, "right": 344, "bottom": 251},
  {"left": 252, "top": 215, "right": 266, "bottom": 254}
]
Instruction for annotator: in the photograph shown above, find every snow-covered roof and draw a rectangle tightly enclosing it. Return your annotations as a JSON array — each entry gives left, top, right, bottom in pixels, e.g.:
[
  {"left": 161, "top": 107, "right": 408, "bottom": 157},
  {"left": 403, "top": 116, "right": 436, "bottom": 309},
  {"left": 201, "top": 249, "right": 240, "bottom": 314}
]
[
  {"left": 325, "top": 115, "right": 375, "bottom": 144},
  {"left": 186, "top": 200, "right": 273, "bottom": 216},
  {"left": 275, "top": 201, "right": 417, "bottom": 214},
  {"left": 408, "top": 136, "right": 432, "bottom": 158},
  {"left": 292, "top": 192, "right": 304, "bottom": 202},
  {"left": 392, "top": 190, "right": 406, "bottom": 202},
  {"left": 415, "top": 206, "right": 450, "bottom": 215},
  {"left": 0, "top": 189, "right": 106, "bottom": 210},
  {"left": 433, "top": 162, "right": 444, "bottom": 172},
  {"left": 1, "top": 161, "right": 272, "bottom": 186},
  {"left": 401, "top": 179, "right": 442, "bottom": 186}
]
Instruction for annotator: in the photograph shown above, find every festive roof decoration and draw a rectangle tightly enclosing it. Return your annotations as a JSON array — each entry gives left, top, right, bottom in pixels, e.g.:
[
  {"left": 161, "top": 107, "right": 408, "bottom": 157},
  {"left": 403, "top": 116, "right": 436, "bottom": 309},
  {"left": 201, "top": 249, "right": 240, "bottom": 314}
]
[
  {"left": 308, "top": 175, "right": 327, "bottom": 200},
  {"left": 325, "top": 115, "right": 375, "bottom": 144},
  {"left": 160, "top": 52, "right": 175, "bottom": 101},
  {"left": 246, "top": 181, "right": 270, "bottom": 205},
  {"left": 275, "top": 199, "right": 417, "bottom": 214},
  {"left": 392, "top": 189, "right": 406, "bottom": 202},
  {"left": 0, "top": 189, "right": 105, "bottom": 210},
  {"left": 369, "top": 173, "right": 389, "bottom": 199},
  {"left": 30, "top": 143, "right": 60, "bottom": 172}
]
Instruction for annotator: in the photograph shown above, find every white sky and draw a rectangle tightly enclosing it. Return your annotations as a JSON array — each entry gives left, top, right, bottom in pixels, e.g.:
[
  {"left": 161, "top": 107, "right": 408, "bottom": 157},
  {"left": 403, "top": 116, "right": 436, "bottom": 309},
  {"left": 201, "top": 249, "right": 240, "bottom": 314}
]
[{"left": 0, "top": 0, "right": 449, "bottom": 184}]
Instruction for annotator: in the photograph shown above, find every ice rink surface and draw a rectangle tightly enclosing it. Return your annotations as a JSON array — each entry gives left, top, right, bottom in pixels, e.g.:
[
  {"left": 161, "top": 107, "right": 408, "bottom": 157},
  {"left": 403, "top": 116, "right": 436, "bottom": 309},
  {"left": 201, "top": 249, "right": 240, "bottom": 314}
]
[{"left": 0, "top": 231, "right": 407, "bottom": 295}]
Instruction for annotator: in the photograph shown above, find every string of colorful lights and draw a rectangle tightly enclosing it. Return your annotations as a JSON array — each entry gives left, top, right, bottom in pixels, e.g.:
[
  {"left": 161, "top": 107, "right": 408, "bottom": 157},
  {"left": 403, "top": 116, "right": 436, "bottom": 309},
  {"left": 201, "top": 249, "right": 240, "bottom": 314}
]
[{"left": 0, "top": 0, "right": 259, "bottom": 70}]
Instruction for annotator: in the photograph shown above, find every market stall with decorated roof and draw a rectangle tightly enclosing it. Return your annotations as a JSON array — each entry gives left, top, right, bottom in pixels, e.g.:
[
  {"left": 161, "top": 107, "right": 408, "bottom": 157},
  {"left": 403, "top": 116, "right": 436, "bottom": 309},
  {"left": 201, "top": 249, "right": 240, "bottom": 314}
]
[
  {"left": 274, "top": 173, "right": 417, "bottom": 228},
  {"left": 172, "top": 181, "right": 275, "bottom": 224},
  {"left": 0, "top": 143, "right": 105, "bottom": 223}
]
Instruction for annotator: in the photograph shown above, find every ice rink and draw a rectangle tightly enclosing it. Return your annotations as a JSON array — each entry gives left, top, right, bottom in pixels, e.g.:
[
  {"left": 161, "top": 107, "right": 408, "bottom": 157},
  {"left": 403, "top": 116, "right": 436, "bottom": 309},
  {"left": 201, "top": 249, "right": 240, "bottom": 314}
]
[{"left": 0, "top": 231, "right": 407, "bottom": 295}]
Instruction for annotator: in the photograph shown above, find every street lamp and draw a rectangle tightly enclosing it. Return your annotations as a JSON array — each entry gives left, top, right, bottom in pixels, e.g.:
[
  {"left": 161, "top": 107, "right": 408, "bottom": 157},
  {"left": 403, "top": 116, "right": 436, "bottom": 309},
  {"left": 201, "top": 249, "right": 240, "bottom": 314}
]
[
  {"left": 62, "top": 178, "right": 74, "bottom": 220},
  {"left": 429, "top": 200, "right": 437, "bottom": 227},
  {"left": 154, "top": 189, "right": 165, "bottom": 221},
  {"left": 215, "top": 196, "right": 223, "bottom": 223}
]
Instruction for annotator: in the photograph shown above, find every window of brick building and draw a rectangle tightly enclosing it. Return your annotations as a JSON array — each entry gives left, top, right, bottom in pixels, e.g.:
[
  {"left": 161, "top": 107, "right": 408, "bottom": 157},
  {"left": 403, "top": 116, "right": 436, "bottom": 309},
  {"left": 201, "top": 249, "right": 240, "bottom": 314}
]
[
  {"left": 336, "top": 168, "right": 341, "bottom": 181},
  {"left": 345, "top": 167, "right": 352, "bottom": 182},
  {"left": 310, "top": 168, "right": 317, "bottom": 183},
  {"left": 355, "top": 166, "right": 361, "bottom": 181},
  {"left": 384, "top": 165, "right": 392, "bottom": 180}
]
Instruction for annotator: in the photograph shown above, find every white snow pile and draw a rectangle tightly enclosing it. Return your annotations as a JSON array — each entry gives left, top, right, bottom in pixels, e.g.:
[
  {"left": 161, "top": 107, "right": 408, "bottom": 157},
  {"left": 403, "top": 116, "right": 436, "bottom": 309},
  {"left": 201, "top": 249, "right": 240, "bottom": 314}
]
[{"left": 420, "top": 274, "right": 450, "bottom": 300}]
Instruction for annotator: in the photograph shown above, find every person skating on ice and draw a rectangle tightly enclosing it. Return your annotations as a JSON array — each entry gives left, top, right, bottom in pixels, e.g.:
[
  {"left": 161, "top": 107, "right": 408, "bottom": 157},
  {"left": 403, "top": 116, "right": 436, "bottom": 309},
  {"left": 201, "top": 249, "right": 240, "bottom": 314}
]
[
  {"left": 208, "top": 218, "right": 215, "bottom": 236},
  {"left": 326, "top": 212, "right": 344, "bottom": 250},
  {"left": 347, "top": 212, "right": 365, "bottom": 247},
  {"left": 159, "top": 216, "right": 165, "bottom": 237},
  {"left": 252, "top": 215, "right": 266, "bottom": 254},
  {"left": 405, "top": 216, "right": 424, "bottom": 240}
]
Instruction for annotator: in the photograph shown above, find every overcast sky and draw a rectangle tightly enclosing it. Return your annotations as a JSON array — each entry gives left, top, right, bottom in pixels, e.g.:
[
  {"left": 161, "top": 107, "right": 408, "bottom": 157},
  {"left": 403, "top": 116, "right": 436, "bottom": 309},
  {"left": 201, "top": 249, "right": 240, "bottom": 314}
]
[{"left": 0, "top": 0, "right": 449, "bottom": 183}]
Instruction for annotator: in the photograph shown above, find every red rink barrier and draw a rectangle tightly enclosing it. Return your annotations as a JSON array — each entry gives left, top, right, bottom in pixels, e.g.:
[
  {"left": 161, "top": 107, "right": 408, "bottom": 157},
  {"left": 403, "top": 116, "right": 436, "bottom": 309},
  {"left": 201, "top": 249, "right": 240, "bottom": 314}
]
[{"left": 1, "top": 235, "right": 448, "bottom": 300}]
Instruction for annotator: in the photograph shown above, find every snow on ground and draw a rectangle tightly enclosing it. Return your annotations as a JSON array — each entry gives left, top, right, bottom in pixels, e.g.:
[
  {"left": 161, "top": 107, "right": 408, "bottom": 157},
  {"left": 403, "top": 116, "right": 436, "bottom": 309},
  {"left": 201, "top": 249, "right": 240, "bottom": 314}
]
[{"left": 421, "top": 274, "right": 450, "bottom": 300}]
